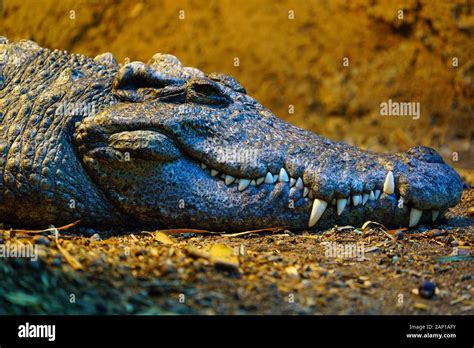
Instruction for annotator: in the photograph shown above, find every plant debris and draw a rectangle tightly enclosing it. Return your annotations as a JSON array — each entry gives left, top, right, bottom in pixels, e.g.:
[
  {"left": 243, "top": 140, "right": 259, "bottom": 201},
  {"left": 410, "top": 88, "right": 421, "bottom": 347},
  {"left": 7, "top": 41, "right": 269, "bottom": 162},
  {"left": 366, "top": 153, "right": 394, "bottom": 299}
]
[{"left": 0, "top": 189, "right": 472, "bottom": 315}]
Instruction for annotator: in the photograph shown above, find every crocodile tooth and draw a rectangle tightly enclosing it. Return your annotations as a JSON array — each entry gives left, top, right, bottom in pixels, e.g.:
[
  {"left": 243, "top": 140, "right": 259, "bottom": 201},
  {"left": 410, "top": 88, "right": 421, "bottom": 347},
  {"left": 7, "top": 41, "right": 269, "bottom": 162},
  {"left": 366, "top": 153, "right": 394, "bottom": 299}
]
[
  {"left": 211, "top": 169, "right": 219, "bottom": 177},
  {"left": 290, "top": 178, "right": 296, "bottom": 187},
  {"left": 331, "top": 198, "right": 336, "bottom": 205},
  {"left": 432, "top": 210, "right": 440, "bottom": 221},
  {"left": 352, "top": 195, "right": 362, "bottom": 206},
  {"left": 279, "top": 168, "right": 289, "bottom": 182},
  {"left": 295, "top": 178, "right": 304, "bottom": 189},
  {"left": 273, "top": 174, "right": 279, "bottom": 182},
  {"left": 308, "top": 199, "right": 328, "bottom": 227},
  {"left": 200, "top": 163, "right": 207, "bottom": 169},
  {"left": 264, "top": 172, "right": 274, "bottom": 184},
  {"left": 383, "top": 171, "right": 395, "bottom": 194},
  {"left": 256, "top": 177, "right": 265, "bottom": 185},
  {"left": 409, "top": 208, "right": 422, "bottom": 227},
  {"left": 374, "top": 190, "right": 381, "bottom": 200},
  {"left": 362, "top": 193, "right": 369, "bottom": 205},
  {"left": 369, "top": 191, "right": 375, "bottom": 201},
  {"left": 225, "top": 175, "right": 235, "bottom": 185},
  {"left": 303, "top": 187, "right": 309, "bottom": 197},
  {"left": 238, "top": 179, "right": 251, "bottom": 191},
  {"left": 337, "top": 198, "right": 347, "bottom": 215},
  {"left": 250, "top": 179, "right": 257, "bottom": 186}
]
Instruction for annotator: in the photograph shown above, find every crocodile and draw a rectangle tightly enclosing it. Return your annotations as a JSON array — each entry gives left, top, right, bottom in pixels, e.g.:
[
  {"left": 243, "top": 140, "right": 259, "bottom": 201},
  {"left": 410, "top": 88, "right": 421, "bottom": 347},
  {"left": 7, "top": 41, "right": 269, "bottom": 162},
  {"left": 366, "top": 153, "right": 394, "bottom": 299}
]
[{"left": 0, "top": 38, "right": 464, "bottom": 231}]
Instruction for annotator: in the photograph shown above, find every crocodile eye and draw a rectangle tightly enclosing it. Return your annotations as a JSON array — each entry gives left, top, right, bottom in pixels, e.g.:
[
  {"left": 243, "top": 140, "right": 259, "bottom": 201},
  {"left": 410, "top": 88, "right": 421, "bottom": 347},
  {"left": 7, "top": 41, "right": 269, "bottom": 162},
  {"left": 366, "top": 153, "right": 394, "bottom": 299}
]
[{"left": 186, "top": 79, "right": 232, "bottom": 107}]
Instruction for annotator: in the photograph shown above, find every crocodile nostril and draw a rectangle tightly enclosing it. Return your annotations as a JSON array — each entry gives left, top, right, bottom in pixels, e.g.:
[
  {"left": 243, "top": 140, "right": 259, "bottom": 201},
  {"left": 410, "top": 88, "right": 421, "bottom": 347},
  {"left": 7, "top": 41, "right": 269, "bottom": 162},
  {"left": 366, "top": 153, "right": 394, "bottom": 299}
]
[{"left": 406, "top": 146, "right": 444, "bottom": 164}]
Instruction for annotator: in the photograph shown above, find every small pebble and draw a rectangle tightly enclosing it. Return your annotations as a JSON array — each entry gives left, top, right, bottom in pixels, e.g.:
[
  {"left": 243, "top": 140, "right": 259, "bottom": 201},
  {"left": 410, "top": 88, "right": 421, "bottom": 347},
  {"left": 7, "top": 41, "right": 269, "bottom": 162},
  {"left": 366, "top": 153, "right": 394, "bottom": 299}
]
[
  {"left": 461, "top": 274, "right": 472, "bottom": 281},
  {"left": 33, "top": 236, "right": 50, "bottom": 246},
  {"left": 51, "top": 257, "right": 62, "bottom": 267},
  {"left": 89, "top": 233, "right": 101, "bottom": 241},
  {"left": 458, "top": 248, "right": 470, "bottom": 256},
  {"left": 85, "top": 229, "right": 96, "bottom": 237},
  {"left": 413, "top": 302, "right": 429, "bottom": 311},
  {"left": 419, "top": 280, "right": 436, "bottom": 299},
  {"left": 431, "top": 229, "right": 441, "bottom": 237}
]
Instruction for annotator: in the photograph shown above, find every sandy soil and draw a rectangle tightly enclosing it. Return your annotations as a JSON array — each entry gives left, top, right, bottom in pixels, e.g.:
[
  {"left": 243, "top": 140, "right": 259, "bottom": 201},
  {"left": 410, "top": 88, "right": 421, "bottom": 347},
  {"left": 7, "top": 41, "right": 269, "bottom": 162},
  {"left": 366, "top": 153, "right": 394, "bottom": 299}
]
[{"left": 0, "top": 188, "right": 472, "bottom": 315}]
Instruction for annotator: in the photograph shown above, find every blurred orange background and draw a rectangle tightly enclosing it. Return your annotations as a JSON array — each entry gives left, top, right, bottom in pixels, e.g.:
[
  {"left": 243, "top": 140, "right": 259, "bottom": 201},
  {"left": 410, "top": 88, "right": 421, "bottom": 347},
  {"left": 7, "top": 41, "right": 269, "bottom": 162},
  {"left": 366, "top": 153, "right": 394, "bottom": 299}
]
[{"left": 1, "top": 0, "right": 472, "bottom": 169}]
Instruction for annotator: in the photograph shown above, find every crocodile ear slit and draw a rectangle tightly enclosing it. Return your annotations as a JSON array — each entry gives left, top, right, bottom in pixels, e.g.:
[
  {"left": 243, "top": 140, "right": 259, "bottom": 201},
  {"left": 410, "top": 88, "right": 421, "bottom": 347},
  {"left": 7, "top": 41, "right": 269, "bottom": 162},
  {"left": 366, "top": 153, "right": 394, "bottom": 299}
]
[
  {"left": 112, "top": 61, "right": 185, "bottom": 102},
  {"left": 208, "top": 72, "right": 247, "bottom": 94},
  {"left": 186, "top": 78, "right": 232, "bottom": 107}
]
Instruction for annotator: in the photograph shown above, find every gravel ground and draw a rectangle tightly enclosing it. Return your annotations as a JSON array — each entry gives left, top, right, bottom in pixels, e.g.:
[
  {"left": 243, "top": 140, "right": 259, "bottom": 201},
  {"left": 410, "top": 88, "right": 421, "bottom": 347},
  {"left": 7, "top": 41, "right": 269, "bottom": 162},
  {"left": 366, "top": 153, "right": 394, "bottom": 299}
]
[{"left": 0, "top": 187, "right": 472, "bottom": 315}]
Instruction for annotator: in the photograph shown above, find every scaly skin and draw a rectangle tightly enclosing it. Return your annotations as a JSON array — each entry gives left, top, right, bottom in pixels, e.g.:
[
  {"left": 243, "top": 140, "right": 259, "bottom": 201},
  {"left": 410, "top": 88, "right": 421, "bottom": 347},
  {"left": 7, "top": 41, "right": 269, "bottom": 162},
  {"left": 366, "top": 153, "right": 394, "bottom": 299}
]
[{"left": 0, "top": 38, "right": 464, "bottom": 231}]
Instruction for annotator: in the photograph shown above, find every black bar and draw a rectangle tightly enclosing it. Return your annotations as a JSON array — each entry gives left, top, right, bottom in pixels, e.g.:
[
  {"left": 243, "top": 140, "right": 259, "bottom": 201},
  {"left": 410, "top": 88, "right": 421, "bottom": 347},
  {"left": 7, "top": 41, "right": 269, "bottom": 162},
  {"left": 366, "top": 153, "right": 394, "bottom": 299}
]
[{"left": 0, "top": 315, "right": 471, "bottom": 346}]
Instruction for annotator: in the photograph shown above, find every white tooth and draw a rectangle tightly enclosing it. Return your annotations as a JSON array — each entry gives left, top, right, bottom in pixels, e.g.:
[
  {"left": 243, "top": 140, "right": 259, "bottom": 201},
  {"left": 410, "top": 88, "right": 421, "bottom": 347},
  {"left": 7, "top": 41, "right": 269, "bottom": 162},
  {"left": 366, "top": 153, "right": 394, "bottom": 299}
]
[
  {"left": 238, "top": 179, "right": 251, "bottom": 191},
  {"left": 369, "top": 191, "right": 375, "bottom": 201},
  {"left": 308, "top": 191, "right": 314, "bottom": 199},
  {"left": 308, "top": 199, "right": 328, "bottom": 227},
  {"left": 331, "top": 198, "right": 336, "bottom": 205},
  {"left": 296, "top": 178, "right": 304, "bottom": 189},
  {"left": 337, "top": 198, "right": 347, "bottom": 216},
  {"left": 362, "top": 193, "right": 369, "bottom": 205},
  {"left": 303, "top": 187, "right": 309, "bottom": 197},
  {"left": 250, "top": 179, "right": 257, "bottom": 186},
  {"left": 279, "top": 168, "right": 289, "bottom": 182},
  {"left": 352, "top": 195, "right": 362, "bottom": 206},
  {"left": 221, "top": 173, "right": 226, "bottom": 179},
  {"left": 374, "top": 190, "right": 381, "bottom": 200},
  {"left": 409, "top": 208, "right": 423, "bottom": 227},
  {"left": 383, "top": 171, "right": 395, "bottom": 194},
  {"left": 211, "top": 169, "right": 219, "bottom": 177},
  {"left": 225, "top": 175, "right": 235, "bottom": 185},
  {"left": 235, "top": 178, "right": 240, "bottom": 183},
  {"left": 264, "top": 172, "right": 274, "bottom": 184},
  {"left": 290, "top": 178, "right": 296, "bottom": 187},
  {"left": 256, "top": 177, "right": 265, "bottom": 185},
  {"left": 200, "top": 163, "right": 207, "bottom": 169},
  {"left": 432, "top": 210, "right": 440, "bottom": 221},
  {"left": 273, "top": 174, "right": 279, "bottom": 182}
]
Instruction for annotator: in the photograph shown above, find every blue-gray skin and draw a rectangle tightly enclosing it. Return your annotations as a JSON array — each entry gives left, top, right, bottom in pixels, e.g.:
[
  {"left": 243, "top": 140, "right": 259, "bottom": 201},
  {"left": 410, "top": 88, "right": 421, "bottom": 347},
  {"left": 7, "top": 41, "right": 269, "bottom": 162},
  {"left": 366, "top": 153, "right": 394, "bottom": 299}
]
[{"left": 0, "top": 38, "right": 464, "bottom": 231}]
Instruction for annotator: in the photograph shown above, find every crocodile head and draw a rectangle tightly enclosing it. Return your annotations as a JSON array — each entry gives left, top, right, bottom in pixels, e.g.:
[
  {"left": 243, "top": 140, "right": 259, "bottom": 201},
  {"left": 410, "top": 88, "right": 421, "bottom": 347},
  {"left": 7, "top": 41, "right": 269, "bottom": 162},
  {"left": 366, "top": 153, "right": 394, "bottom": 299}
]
[{"left": 75, "top": 55, "right": 463, "bottom": 231}]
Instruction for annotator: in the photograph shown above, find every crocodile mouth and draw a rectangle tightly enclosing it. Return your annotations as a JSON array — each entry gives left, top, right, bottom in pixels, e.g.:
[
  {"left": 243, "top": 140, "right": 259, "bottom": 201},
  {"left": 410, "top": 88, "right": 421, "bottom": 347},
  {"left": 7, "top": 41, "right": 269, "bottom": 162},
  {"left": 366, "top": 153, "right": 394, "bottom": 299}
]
[{"left": 195, "top": 160, "right": 445, "bottom": 228}]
